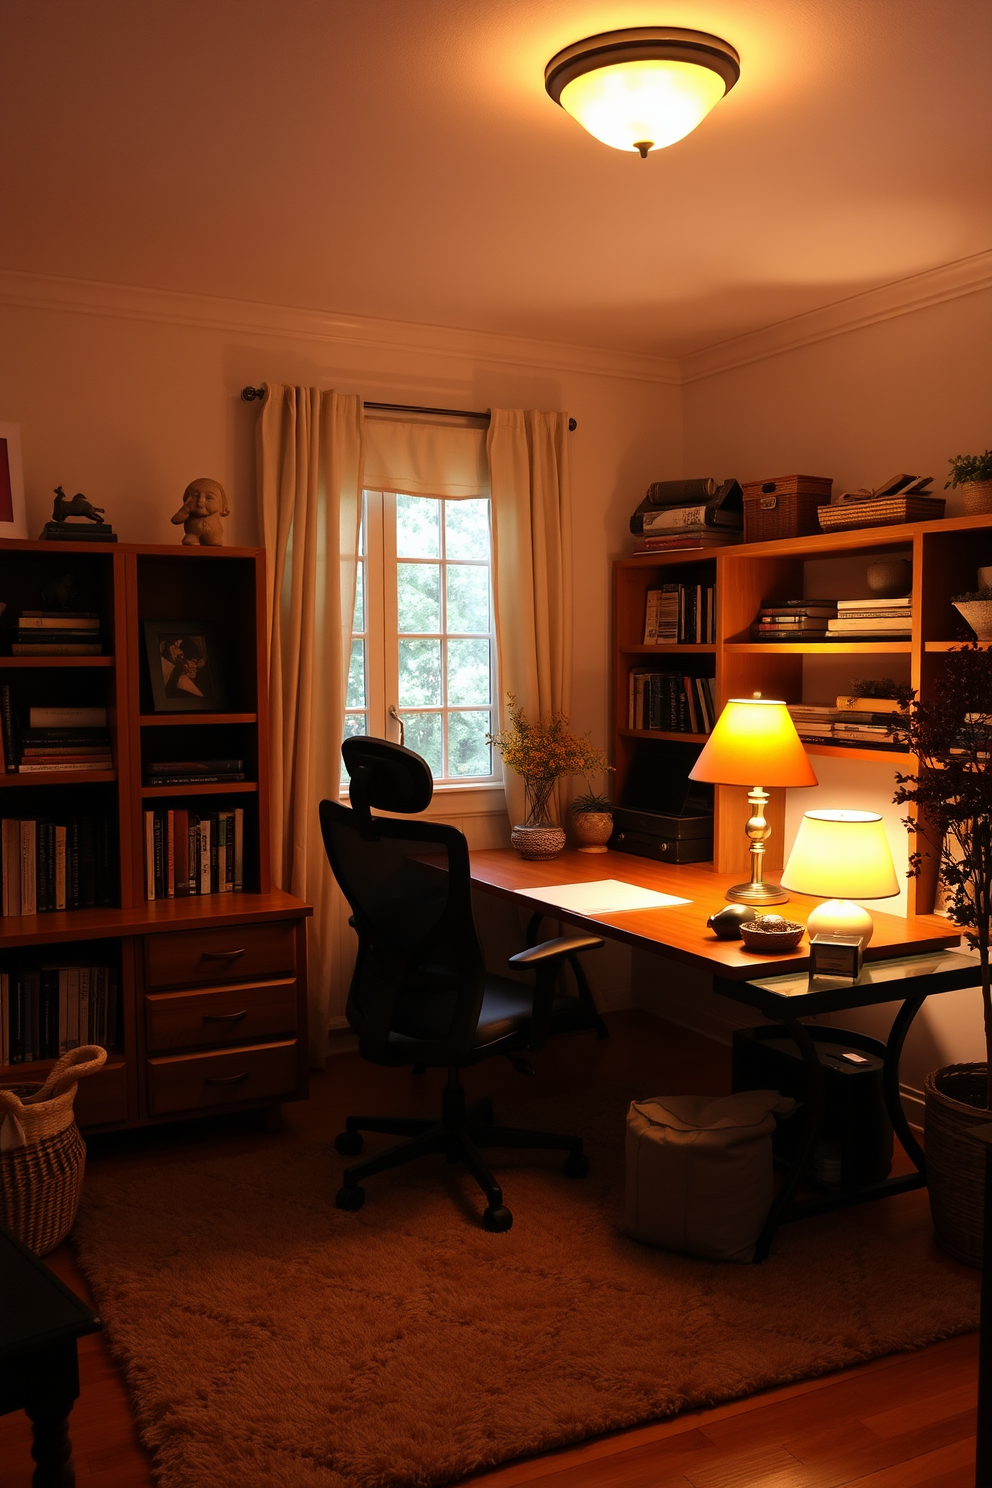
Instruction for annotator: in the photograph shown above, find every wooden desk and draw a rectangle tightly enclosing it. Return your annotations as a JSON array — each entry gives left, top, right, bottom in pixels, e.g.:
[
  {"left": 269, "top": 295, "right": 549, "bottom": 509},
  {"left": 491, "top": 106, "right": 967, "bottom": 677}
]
[{"left": 466, "top": 848, "right": 960, "bottom": 976}]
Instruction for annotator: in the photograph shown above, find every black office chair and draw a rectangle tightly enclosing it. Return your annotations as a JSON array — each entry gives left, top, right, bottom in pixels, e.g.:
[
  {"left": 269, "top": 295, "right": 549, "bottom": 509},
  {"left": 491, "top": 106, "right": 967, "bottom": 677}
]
[{"left": 319, "top": 736, "right": 606, "bottom": 1232}]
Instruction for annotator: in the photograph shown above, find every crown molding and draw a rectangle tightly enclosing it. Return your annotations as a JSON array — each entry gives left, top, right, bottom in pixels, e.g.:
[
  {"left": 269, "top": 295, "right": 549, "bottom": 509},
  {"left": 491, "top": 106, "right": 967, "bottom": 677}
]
[
  {"left": 0, "top": 268, "right": 681, "bottom": 386},
  {"left": 679, "top": 249, "right": 992, "bottom": 383}
]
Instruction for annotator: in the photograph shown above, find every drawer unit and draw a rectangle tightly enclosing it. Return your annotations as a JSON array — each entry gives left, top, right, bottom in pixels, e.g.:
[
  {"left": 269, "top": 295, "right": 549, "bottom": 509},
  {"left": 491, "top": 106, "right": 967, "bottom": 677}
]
[
  {"left": 144, "top": 979, "right": 298, "bottom": 1053},
  {"left": 144, "top": 920, "right": 297, "bottom": 989},
  {"left": 146, "top": 1039, "right": 299, "bottom": 1116}
]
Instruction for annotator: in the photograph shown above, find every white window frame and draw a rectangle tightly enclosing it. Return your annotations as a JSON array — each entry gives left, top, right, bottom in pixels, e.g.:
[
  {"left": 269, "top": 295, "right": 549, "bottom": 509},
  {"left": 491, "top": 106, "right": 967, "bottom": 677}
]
[{"left": 343, "top": 490, "right": 503, "bottom": 805}]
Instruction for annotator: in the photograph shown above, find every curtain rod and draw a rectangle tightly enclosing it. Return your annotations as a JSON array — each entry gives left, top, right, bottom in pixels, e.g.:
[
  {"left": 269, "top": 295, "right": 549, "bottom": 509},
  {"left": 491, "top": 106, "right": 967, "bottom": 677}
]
[{"left": 240, "top": 387, "right": 576, "bottom": 432}]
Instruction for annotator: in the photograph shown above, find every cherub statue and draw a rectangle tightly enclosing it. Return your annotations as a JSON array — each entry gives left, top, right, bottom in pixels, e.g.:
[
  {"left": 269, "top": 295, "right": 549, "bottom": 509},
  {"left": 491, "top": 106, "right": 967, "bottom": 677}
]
[{"left": 171, "top": 477, "right": 229, "bottom": 546}]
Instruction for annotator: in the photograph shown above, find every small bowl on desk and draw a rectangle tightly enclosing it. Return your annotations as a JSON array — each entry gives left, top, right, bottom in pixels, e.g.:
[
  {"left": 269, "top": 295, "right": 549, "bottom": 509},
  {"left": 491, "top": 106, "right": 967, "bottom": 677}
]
[{"left": 739, "top": 915, "right": 806, "bottom": 954}]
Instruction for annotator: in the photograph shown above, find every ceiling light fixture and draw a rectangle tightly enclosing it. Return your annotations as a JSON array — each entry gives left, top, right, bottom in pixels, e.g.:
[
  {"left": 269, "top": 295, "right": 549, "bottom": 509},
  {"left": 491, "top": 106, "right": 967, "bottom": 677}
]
[{"left": 545, "top": 26, "right": 739, "bottom": 157}]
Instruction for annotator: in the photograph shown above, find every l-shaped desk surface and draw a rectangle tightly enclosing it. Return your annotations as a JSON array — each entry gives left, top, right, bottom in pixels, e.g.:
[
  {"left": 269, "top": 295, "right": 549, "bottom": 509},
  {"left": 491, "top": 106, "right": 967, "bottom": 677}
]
[{"left": 465, "top": 848, "right": 960, "bottom": 980}]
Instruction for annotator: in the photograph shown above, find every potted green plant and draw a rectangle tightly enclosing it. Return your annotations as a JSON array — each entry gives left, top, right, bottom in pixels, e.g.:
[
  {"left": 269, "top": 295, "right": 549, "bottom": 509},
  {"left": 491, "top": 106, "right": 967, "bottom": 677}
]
[
  {"left": 945, "top": 450, "right": 992, "bottom": 515},
  {"left": 570, "top": 783, "right": 615, "bottom": 854},
  {"left": 892, "top": 644, "right": 992, "bottom": 1264},
  {"left": 487, "top": 697, "right": 610, "bottom": 860}
]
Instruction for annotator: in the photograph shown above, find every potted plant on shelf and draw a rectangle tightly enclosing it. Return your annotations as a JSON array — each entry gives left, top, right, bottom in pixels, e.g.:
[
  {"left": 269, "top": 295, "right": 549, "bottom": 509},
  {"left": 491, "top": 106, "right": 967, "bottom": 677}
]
[
  {"left": 570, "top": 781, "right": 616, "bottom": 854},
  {"left": 892, "top": 643, "right": 992, "bottom": 1265},
  {"left": 946, "top": 450, "right": 992, "bottom": 516},
  {"left": 488, "top": 697, "right": 610, "bottom": 860}
]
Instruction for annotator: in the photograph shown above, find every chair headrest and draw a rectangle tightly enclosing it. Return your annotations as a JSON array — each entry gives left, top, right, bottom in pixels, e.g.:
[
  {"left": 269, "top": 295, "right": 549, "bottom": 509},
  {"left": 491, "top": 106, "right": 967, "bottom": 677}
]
[{"left": 342, "top": 736, "right": 434, "bottom": 821}]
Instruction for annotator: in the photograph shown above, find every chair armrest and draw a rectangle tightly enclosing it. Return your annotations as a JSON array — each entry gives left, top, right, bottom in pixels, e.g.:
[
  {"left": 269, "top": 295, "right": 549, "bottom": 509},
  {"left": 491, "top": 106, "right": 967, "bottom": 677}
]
[{"left": 508, "top": 933, "right": 604, "bottom": 968}]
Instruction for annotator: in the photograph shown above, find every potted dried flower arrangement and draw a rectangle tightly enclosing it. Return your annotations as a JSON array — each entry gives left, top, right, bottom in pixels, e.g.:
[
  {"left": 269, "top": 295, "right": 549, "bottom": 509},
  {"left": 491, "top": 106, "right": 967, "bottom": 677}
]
[
  {"left": 946, "top": 450, "right": 992, "bottom": 516},
  {"left": 488, "top": 697, "right": 610, "bottom": 860},
  {"left": 892, "top": 644, "right": 992, "bottom": 1264}
]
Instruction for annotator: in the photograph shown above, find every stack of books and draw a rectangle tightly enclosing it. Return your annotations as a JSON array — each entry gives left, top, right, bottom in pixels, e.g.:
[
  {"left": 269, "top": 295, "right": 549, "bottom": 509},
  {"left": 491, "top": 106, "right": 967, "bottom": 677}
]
[
  {"left": 144, "top": 806, "right": 245, "bottom": 899},
  {"left": 825, "top": 597, "right": 912, "bottom": 640},
  {"left": 751, "top": 601, "right": 837, "bottom": 640},
  {"left": 12, "top": 704, "right": 111, "bottom": 774},
  {"left": 0, "top": 964, "right": 119, "bottom": 1063},
  {"left": 628, "top": 670, "right": 716, "bottom": 733},
  {"left": 1, "top": 815, "right": 115, "bottom": 914},
  {"left": 787, "top": 700, "right": 907, "bottom": 750},
  {"left": 144, "top": 758, "right": 245, "bottom": 786},
  {"left": 631, "top": 478, "right": 743, "bottom": 554},
  {"left": 644, "top": 582, "right": 716, "bottom": 643},
  {"left": 10, "top": 610, "right": 103, "bottom": 656}
]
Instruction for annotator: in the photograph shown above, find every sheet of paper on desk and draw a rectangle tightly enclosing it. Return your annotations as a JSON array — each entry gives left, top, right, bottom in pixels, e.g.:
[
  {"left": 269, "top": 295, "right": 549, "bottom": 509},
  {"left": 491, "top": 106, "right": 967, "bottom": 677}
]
[{"left": 514, "top": 879, "right": 691, "bottom": 914}]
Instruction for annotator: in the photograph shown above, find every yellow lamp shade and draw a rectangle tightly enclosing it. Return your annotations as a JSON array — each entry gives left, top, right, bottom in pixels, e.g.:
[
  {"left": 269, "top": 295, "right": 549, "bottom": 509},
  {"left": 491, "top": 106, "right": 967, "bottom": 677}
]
[
  {"left": 781, "top": 811, "right": 899, "bottom": 901},
  {"left": 558, "top": 60, "right": 727, "bottom": 154},
  {"left": 689, "top": 698, "right": 818, "bottom": 788}
]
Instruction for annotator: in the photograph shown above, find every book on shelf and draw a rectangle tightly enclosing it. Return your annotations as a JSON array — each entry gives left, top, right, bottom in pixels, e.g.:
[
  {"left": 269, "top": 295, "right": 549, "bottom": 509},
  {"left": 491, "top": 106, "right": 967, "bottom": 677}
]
[
  {"left": 628, "top": 670, "right": 715, "bottom": 733},
  {"left": 144, "top": 759, "right": 245, "bottom": 785},
  {"left": 633, "top": 530, "right": 741, "bottom": 553},
  {"left": 0, "top": 963, "right": 119, "bottom": 1064},
  {"left": 18, "top": 614, "right": 101, "bottom": 629},
  {"left": 836, "top": 596, "right": 911, "bottom": 610},
  {"left": 643, "top": 477, "right": 717, "bottom": 506},
  {"left": 835, "top": 695, "right": 906, "bottom": 713},
  {"left": 11, "top": 609, "right": 103, "bottom": 655},
  {"left": 640, "top": 503, "right": 742, "bottom": 533},
  {"left": 643, "top": 582, "right": 715, "bottom": 644},
  {"left": 825, "top": 617, "right": 912, "bottom": 633},
  {"left": 29, "top": 706, "right": 107, "bottom": 728},
  {"left": 0, "top": 815, "right": 114, "bottom": 915},
  {"left": 787, "top": 703, "right": 906, "bottom": 750},
  {"left": 144, "top": 806, "right": 244, "bottom": 899},
  {"left": 13, "top": 724, "right": 112, "bottom": 773}
]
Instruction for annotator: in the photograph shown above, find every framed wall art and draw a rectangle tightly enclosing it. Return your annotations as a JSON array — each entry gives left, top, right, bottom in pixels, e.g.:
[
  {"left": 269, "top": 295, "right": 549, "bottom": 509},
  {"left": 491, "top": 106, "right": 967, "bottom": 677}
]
[
  {"left": 143, "top": 620, "right": 229, "bottom": 713},
  {"left": 0, "top": 423, "right": 28, "bottom": 540}
]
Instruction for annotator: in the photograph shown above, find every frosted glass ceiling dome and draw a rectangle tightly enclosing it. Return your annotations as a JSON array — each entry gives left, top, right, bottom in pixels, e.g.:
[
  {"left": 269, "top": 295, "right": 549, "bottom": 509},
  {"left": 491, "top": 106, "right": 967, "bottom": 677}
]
[{"left": 545, "top": 27, "right": 740, "bottom": 157}]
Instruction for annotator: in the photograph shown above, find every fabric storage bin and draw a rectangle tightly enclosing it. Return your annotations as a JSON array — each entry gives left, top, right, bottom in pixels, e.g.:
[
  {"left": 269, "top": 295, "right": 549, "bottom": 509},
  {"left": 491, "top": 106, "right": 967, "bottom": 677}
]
[
  {"left": 624, "top": 1091, "right": 794, "bottom": 1263},
  {"left": 742, "top": 475, "right": 833, "bottom": 543}
]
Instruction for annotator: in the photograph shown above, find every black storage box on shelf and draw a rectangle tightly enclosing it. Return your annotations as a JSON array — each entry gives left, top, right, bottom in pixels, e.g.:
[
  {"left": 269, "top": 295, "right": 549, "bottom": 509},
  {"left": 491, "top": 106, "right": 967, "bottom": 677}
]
[
  {"left": 612, "top": 739, "right": 713, "bottom": 863},
  {"left": 732, "top": 1024, "right": 893, "bottom": 1190}
]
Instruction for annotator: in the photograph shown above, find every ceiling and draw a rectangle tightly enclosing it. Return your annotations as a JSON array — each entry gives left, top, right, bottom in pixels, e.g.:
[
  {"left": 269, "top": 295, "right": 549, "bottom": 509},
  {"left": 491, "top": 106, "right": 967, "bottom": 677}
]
[{"left": 2, "top": 0, "right": 990, "bottom": 358}]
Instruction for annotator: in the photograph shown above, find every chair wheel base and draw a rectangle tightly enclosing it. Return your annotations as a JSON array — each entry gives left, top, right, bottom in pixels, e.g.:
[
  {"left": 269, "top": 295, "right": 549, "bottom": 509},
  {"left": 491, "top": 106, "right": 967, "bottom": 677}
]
[
  {"left": 563, "top": 1153, "right": 589, "bottom": 1179},
  {"left": 483, "top": 1205, "right": 513, "bottom": 1233},
  {"left": 335, "top": 1131, "right": 363, "bottom": 1156},
  {"left": 335, "top": 1185, "right": 366, "bottom": 1211}
]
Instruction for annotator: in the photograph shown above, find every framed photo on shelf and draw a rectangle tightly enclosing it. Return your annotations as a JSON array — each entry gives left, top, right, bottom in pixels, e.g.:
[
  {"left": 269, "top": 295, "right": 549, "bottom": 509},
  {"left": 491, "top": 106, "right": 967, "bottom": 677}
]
[
  {"left": 0, "top": 423, "right": 28, "bottom": 540},
  {"left": 143, "top": 620, "right": 228, "bottom": 713}
]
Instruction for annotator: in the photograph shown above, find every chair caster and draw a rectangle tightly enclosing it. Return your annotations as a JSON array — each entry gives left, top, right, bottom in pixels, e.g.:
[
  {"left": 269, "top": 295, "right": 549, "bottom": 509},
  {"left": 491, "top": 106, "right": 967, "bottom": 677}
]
[
  {"left": 335, "top": 1185, "right": 366, "bottom": 1211},
  {"left": 483, "top": 1205, "right": 513, "bottom": 1233},
  {"left": 563, "top": 1152, "right": 589, "bottom": 1179},
  {"left": 335, "top": 1131, "right": 363, "bottom": 1156}
]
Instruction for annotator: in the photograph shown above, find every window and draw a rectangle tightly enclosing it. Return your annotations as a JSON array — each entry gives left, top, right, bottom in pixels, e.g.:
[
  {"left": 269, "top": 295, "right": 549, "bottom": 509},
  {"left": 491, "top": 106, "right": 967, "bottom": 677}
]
[{"left": 344, "top": 492, "right": 497, "bottom": 784}]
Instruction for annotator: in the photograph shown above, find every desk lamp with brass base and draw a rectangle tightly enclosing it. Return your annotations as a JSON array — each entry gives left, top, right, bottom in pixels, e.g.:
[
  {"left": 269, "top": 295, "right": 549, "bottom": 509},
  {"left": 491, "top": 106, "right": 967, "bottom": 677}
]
[{"left": 689, "top": 694, "right": 818, "bottom": 905}]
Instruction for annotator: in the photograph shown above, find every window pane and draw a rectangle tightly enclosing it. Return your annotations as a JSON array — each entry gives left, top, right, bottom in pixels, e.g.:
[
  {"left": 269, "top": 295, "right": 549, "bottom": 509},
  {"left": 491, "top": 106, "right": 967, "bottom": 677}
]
[
  {"left": 341, "top": 711, "right": 367, "bottom": 785},
  {"left": 397, "top": 562, "right": 440, "bottom": 633},
  {"left": 446, "top": 638, "right": 490, "bottom": 705},
  {"left": 448, "top": 711, "right": 491, "bottom": 777},
  {"left": 353, "top": 563, "right": 365, "bottom": 632},
  {"left": 401, "top": 711, "right": 442, "bottom": 776},
  {"left": 445, "top": 499, "right": 490, "bottom": 560},
  {"left": 398, "top": 638, "right": 442, "bottom": 705},
  {"left": 347, "top": 639, "right": 366, "bottom": 708},
  {"left": 446, "top": 565, "right": 489, "bottom": 633},
  {"left": 396, "top": 494, "right": 439, "bottom": 557}
]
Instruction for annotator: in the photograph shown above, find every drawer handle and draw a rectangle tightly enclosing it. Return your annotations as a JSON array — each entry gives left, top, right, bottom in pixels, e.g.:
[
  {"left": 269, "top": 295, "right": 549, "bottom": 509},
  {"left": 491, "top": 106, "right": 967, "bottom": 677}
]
[
  {"left": 201, "top": 948, "right": 246, "bottom": 960},
  {"left": 205, "top": 1071, "right": 250, "bottom": 1086},
  {"left": 203, "top": 1010, "right": 248, "bottom": 1023}
]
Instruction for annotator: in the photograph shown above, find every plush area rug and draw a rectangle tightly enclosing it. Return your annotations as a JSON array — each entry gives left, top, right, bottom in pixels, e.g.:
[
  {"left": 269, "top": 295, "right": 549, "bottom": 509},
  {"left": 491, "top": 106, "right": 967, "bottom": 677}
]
[{"left": 73, "top": 1088, "right": 979, "bottom": 1488}]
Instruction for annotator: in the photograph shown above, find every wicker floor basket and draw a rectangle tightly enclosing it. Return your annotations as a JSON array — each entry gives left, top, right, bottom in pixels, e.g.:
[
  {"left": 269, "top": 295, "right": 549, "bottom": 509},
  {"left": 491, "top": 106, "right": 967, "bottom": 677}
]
[
  {"left": 923, "top": 1062, "right": 991, "bottom": 1268},
  {"left": 0, "top": 1045, "right": 106, "bottom": 1255}
]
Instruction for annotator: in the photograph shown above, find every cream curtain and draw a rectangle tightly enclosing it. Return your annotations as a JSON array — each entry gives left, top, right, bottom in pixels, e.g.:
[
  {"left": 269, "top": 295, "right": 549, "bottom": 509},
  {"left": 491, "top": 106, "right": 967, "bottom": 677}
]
[
  {"left": 257, "top": 385, "right": 364, "bottom": 1065},
  {"left": 487, "top": 409, "right": 573, "bottom": 827}
]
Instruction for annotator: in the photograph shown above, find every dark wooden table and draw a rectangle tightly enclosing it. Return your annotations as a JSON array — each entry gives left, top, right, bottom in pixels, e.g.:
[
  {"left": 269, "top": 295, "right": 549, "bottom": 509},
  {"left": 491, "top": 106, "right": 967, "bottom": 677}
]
[{"left": 0, "top": 1223, "right": 101, "bottom": 1487}]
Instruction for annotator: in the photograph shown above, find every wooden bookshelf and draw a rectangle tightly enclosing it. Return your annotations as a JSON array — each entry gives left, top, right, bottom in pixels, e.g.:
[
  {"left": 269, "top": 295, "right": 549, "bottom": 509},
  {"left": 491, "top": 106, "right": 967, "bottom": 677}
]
[
  {"left": 0, "top": 541, "right": 310, "bottom": 1132},
  {"left": 613, "top": 510, "right": 992, "bottom": 913}
]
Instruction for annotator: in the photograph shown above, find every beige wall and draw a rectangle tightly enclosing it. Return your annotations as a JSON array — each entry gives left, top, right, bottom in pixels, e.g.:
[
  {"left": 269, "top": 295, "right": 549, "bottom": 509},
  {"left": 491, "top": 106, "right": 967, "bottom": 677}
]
[
  {"left": 659, "top": 287, "right": 992, "bottom": 1114},
  {"left": 0, "top": 286, "right": 681, "bottom": 1013}
]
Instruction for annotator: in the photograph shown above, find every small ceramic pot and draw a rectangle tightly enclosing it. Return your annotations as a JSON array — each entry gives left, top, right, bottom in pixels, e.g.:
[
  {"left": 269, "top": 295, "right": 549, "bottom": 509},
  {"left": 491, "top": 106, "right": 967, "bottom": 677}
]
[
  {"left": 958, "top": 481, "right": 992, "bottom": 516},
  {"left": 953, "top": 600, "right": 992, "bottom": 642},
  {"left": 706, "top": 904, "right": 759, "bottom": 940},
  {"left": 866, "top": 559, "right": 912, "bottom": 598},
  {"left": 510, "top": 823, "right": 566, "bottom": 860},
  {"left": 572, "top": 811, "right": 613, "bottom": 854}
]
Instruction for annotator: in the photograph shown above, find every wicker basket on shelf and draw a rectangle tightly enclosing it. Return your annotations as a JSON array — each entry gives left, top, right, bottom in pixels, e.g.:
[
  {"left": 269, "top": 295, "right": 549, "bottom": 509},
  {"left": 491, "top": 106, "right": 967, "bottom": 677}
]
[
  {"left": 818, "top": 495, "right": 946, "bottom": 532},
  {"left": 0, "top": 1045, "right": 107, "bottom": 1254}
]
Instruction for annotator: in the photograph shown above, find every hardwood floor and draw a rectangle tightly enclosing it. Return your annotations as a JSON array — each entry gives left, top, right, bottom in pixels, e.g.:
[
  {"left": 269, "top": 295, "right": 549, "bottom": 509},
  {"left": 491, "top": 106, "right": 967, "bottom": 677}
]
[{"left": 0, "top": 1011, "right": 979, "bottom": 1488}]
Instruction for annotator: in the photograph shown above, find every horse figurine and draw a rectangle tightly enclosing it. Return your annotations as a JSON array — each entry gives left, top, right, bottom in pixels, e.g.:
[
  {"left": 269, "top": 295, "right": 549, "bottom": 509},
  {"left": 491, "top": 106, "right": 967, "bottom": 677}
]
[{"left": 52, "top": 486, "right": 106, "bottom": 524}]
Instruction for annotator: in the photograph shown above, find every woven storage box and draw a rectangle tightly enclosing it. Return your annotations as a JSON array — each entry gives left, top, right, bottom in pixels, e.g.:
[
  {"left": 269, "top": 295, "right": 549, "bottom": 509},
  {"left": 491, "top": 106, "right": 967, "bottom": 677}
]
[
  {"left": 923, "top": 1062, "right": 988, "bottom": 1268},
  {"left": 818, "top": 494, "right": 946, "bottom": 532},
  {"left": 742, "top": 475, "right": 833, "bottom": 543},
  {"left": 0, "top": 1044, "right": 106, "bottom": 1254}
]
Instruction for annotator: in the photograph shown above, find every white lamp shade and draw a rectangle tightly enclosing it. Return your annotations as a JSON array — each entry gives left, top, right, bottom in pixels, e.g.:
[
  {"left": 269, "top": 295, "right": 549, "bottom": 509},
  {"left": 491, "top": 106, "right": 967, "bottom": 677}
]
[
  {"left": 781, "top": 811, "right": 899, "bottom": 901},
  {"left": 558, "top": 59, "right": 727, "bottom": 153},
  {"left": 689, "top": 698, "right": 818, "bottom": 788}
]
